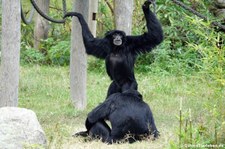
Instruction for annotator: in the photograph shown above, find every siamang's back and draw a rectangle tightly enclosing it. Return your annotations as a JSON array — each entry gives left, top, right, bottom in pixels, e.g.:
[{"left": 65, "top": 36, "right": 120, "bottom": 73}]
[{"left": 109, "top": 90, "right": 158, "bottom": 138}]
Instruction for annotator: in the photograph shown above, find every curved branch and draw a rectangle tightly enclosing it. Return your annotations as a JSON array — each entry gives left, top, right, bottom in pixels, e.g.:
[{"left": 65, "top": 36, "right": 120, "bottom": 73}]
[
  {"left": 171, "top": 0, "right": 225, "bottom": 31},
  {"left": 30, "top": 0, "right": 66, "bottom": 24},
  {"left": 104, "top": 0, "right": 114, "bottom": 14}
]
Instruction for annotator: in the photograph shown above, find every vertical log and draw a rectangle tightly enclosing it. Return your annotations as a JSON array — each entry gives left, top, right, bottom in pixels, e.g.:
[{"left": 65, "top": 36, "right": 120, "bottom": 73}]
[
  {"left": 0, "top": 0, "right": 21, "bottom": 107},
  {"left": 34, "top": 0, "right": 50, "bottom": 51},
  {"left": 88, "top": 0, "right": 98, "bottom": 37},
  {"left": 70, "top": 0, "right": 89, "bottom": 109},
  {"left": 114, "top": 0, "right": 134, "bottom": 35}
]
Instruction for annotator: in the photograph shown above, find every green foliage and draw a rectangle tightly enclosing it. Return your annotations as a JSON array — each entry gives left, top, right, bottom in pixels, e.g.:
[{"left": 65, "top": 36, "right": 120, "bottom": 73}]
[
  {"left": 21, "top": 37, "right": 70, "bottom": 65},
  {"left": 47, "top": 39, "right": 70, "bottom": 66},
  {"left": 20, "top": 0, "right": 72, "bottom": 65},
  {"left": 20, "top": 46, "right": 46, "bottom": 64},
  {"left": 157, "top": 1, "right": 225, "bottom": 147},
  {"left": 97, "top": 0, "right": 115, "bottom": 36},
  {"left": 175, "top": 95, "right": 225, "bottom": 147}
]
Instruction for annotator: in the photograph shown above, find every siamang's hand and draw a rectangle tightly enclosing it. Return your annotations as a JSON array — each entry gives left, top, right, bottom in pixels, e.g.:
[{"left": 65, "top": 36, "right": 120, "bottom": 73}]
[
  {"left": 63, "top": 12, "right": 82, "bottom": 19},
  {"left": 143, "top": 0, "right": 155, "bottom": 8}
]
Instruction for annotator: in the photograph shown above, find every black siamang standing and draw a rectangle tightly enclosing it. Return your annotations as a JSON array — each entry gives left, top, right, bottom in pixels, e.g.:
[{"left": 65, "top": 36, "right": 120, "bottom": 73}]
[
  {"left": 75, "top": 89, "right": 159, "bottom": 143},
  {"left": 64, "top": 0, "right": 163, "bottom": 97}
]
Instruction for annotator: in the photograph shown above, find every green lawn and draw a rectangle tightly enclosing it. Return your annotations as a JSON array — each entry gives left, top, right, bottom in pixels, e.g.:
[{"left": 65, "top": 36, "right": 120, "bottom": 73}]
[{"left": 19, "top": 65, "right": 225, "bottom": 148}]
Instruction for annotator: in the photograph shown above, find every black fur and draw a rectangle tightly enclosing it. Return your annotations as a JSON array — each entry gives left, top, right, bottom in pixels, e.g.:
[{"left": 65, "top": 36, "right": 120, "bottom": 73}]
[
  {"left": 74, "top": 119, "right": 110, "bottom": 142},
  {"left": 64, "top": 1, "right": 163, "bottom": 97},
  {"left": 76, "top": 90, "right": 159, "bottom": 143}
]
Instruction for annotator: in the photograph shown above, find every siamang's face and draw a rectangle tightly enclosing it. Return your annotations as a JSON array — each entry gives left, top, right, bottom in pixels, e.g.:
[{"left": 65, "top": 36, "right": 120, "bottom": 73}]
[
  {"left": 112, "top": 33, "right": 123, "bottom": 46},
  {"left": 105, "top": 30, "right": 126, "bottom": 46}
]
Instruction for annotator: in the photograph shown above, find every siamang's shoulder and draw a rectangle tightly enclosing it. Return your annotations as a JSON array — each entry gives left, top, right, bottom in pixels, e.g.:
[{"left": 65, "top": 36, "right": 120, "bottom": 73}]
[{"left": 122, "top": 89, "right": 143, "bottom": 100}]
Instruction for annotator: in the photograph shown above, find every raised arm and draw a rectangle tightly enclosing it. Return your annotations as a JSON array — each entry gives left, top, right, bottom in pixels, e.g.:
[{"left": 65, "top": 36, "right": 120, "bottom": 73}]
[
  {"left": 87, "top": 101, "right": 111, "bottom": 124},
  {"left": 64, "top": 12, "right": 109, "bottom": 59},
  {"left": 87, "top": 93, "right": 120, "bottom": 124},
  {"left": 127, "top": 0, "right": 163, "bottom": 55}
]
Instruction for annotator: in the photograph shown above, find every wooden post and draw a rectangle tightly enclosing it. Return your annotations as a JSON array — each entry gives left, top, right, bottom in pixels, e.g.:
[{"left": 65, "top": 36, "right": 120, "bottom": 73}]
[
  {"left": 70, "top": 0, "right": 89, "bottom": 109},
  {"left": 34, "top": 0, "right": 50, "bottom": 51},
  {"left": 114, "top": 0, "right": 134, "bottom": 35},
  {"left": 0, "top": 0, "right": 21, "bottom": 107},
  {"left": 88, "top": 0, "right": 98, "bottom": 37}
]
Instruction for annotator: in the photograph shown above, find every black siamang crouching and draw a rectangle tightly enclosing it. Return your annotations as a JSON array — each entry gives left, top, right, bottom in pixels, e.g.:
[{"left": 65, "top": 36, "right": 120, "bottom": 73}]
[
  {"left": 64, "top": 0, "right": 163, "bottom": 97},
  {"left": 75, "top": 89, "right": 159, "bottom": 143}
]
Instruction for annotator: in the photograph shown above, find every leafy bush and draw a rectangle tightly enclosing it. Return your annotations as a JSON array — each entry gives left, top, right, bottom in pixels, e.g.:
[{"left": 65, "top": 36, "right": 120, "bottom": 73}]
[
  {"left": 21, "top": 37, "right": 70, "bottom": 66},
  {"left": 48, "top": 40, "right": 70, "bottom": 66},
  {"left": 162, "top": 1, "right": 225, "bottom": 147},
  {"left": 20, "top": 47, "right": 46, "bottom": 64}
]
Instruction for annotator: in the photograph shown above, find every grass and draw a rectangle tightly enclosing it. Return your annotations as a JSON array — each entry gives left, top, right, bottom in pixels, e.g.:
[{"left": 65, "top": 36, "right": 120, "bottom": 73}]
[{"left": 18, "top": 65, "right": 225, "bottom": 149}]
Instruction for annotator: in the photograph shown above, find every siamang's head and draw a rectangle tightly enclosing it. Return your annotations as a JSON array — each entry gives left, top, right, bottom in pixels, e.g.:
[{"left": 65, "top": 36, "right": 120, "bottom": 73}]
[{"left": 105, "top": 30, "right": 126, "bottom": 46}]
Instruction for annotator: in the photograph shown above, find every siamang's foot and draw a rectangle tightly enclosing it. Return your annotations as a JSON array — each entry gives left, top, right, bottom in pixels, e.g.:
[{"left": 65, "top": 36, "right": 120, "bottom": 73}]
[
  {"left": 72, "top": 131, "right": 88, "bottom": 137},
  {"left": 63, "top": 12, "right": 82, "bottom": 19},
  {"left": 152, "top": 130, "right": 160, "bottom": 139},
  {"left": 105, "top": 137, "right": 113, "bottom": 144},
  {"left": 143, "top": 0, "right": 155, "bottom": 8}
]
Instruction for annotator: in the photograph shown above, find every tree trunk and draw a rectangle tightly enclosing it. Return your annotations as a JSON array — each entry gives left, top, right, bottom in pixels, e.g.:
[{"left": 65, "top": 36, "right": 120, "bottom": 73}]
[
  {"left": 34, "top": 0, "right": 50, "bottom": 52},
  {"left": 0, "top": 0, "right": 21, "bottom": 107},
  {"left": 0, "top": 0, "right": 2, "bottom": 57},
  {"left": 70, "top": 0, "right": 89, "bottom": 109},
  {"left": 114, "top": 0, "right": 134, "bottom": 35},
  {"left": 88, "top": 0, "right": 98, "bottom": 37}
]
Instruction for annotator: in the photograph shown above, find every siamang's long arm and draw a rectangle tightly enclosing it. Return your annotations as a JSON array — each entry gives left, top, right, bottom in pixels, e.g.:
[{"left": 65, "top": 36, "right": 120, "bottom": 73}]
[
  {"left": 127, "top": 1, "right": 163, "bottom": 54},
  {"left": 87, "top": 94, "right": 118, "bottom": 123},
  {"left": 64, "top": 12, "right": 109, "bottom": 59},
  {"left": 87, "top": 101, "right": 111, "bottom": 123}
]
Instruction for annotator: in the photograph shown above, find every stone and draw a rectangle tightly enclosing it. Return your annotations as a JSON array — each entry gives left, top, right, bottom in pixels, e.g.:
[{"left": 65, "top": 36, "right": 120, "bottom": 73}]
[{"left": 0, "top": 107, "right": 47, "bottom": 149}]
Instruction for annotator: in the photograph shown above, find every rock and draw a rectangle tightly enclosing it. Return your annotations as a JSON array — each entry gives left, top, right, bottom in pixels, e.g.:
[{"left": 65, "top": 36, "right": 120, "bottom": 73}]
[{"left": 0, "top": 107, "right": 47, "bottom": 149}]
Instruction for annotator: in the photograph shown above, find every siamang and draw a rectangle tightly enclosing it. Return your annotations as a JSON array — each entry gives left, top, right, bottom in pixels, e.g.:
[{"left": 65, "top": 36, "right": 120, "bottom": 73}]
[
  {"left": 75, "top": 89, "right": 159, "bottom": 143},
  {"left": 64, "top": 0, "right": 163, "bottom": 97}
]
